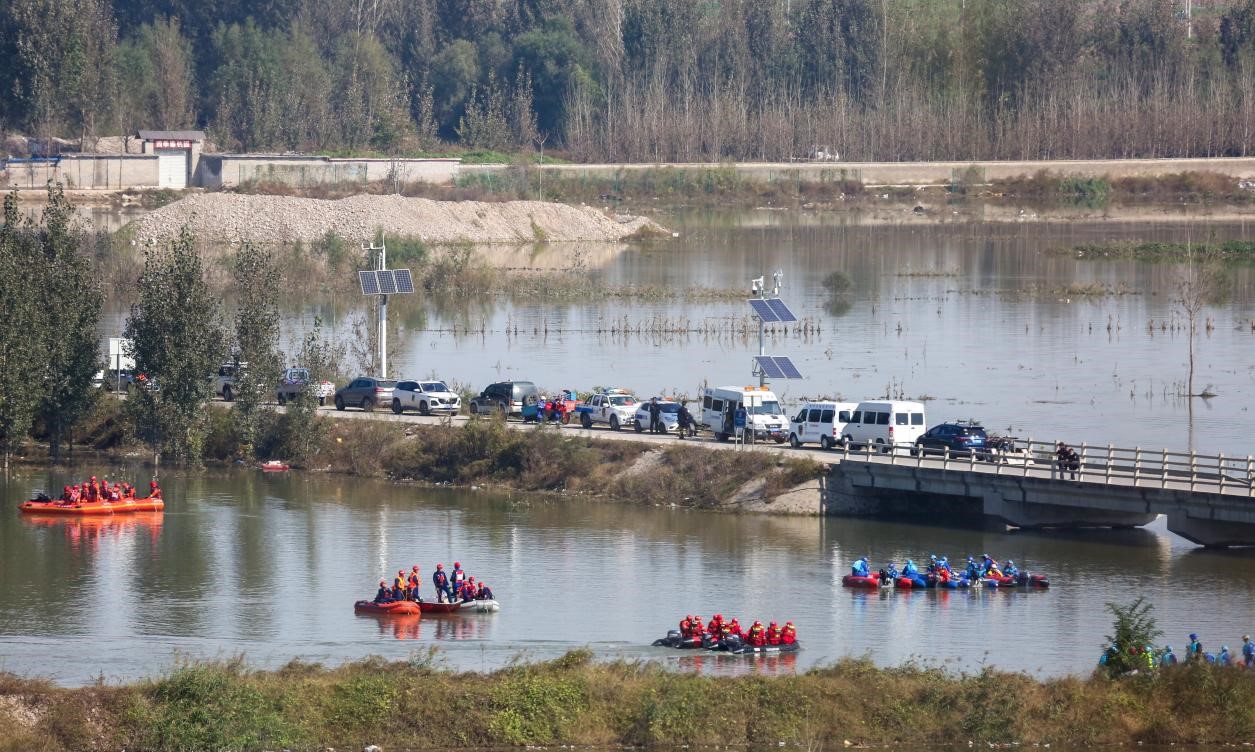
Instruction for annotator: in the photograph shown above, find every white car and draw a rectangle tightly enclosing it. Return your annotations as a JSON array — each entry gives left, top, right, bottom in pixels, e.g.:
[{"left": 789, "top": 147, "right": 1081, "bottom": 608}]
[
  {"left": 575, "top": 390, "right": 639, "bottom": 430},
  {"left": 633, "top": 400, "right": 683, "bottom": 433},
  {"left": 392, "top": 380, "right": 461, "bottom": 415}
]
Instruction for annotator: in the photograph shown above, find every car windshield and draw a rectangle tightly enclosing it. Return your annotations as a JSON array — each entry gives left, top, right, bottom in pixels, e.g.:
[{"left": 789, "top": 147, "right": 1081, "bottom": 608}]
[
  {"left": 750, "top": 400, "right": 782, "bottom": 416},
  {"left": 657, "top": 403, "right": 681, "bottom": 413},
  {"left": 608, "top": 395, "right": 636, "bottom": 406},
  {"left": 376, "top": 380, "right": 398, "bottom": 388},
  {"left": 420, "top": 382, "right": 449, "bottom": 392}
]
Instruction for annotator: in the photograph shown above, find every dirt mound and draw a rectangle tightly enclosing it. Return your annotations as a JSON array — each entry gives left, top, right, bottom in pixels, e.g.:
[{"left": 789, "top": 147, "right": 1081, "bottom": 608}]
[{"left": 128, "top": 193, "right": 665, "bottom": 246}]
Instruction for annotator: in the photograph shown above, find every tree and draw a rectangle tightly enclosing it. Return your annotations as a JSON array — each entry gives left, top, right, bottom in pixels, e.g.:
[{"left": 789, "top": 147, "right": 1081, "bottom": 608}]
[
  {"left": 1175, "top": 250, "right": 1227, "bottom": 399},
  {"left": 0, "top": 193, "right": 45, "bottom": 472},
  {"left": 124, "top": 229, "right": 226, "bottom": 465},
  {"left": 1102, "top": 597, "right": 1162, "bottom": 677},
  {"left": 269, "top": 318, "right": 344, "bottom": 464},
  {"left": 32, "top": 185, "right": 101, "bottom": 460},
  {"left": 230, "top": 242, "right": 283, "bottom": 458}
]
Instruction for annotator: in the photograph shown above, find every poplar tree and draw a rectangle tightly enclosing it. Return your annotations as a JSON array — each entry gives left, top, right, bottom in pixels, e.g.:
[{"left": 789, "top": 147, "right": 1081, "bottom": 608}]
[
  {"left": 124, "top": 228, "right": 226, "bottom": 465},
  {"left": 230, "top": 241, "right": 282, "bottom": 458},
  {"left": 0, "top": 193, "right": 43, "bottom": 472},
  {"left": 34, "top": 184, "right": 102, "bottom": 460}
]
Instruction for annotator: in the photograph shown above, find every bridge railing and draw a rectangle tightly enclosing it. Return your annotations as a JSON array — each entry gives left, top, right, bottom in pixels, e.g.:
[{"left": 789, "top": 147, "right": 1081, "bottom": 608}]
[{"left": 836, "top": 437, "right": 1255, "bottom": 496}]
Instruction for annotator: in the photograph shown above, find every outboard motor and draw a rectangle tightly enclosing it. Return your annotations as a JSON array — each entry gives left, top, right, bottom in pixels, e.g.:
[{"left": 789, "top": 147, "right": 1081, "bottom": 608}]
[
  {"left": 652, "top": 629, "right": 683, "bottom": 647},
  {"left": 722, "top": 634, "right": 745, "bottom": 652}
]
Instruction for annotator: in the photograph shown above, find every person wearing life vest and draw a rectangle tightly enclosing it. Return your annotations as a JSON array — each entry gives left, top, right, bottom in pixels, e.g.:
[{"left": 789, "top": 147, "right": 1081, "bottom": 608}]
[
  {"left": 691, "top": 615, "right": 705, "bottom": 637},
  {"left": 1217, "top": 645, "right": 1233, "bottom": 666},
  {"left": 408, "top": 565, "right": 422, "bottom": 601},
  {"left": 939, "top": 556, "right": 953, "bottom": 574},
  {"left": 450, "top": 562, "right": 467, "bottom": 597},
  {"left": 432, "top": 564, "right": 452, "bottom": 602},
  {"left": 781, "top": 622, "right": 797, "bottom": 644},
  {"left": 148, "top": 480, "right": 162, "bottom": 499},
  {"left": 476, "top": 582, "right": 494, "bottom": 600},
  {"left": 851, "top": 557, "right": 870, "bottom": 577},
  {"left": 1143, "top": 646, "right": 1157, "bottom": 671},
  {"left": 902, "top": 559, "right": 919, "bottom": 579},
  {"left": 78, "top": 482, "right": 89, "bottom": 502},
  {"left": 708, "top": 614, "right": 724, "bottom": 636},
  {"left": 60, "top": 485, "right": 73, "bottom": 503},
  {"left": 1243, "top": 635, "right": 1254, "bottom": 667},
  {"left": 745, "top": 621, "right": 765, "bottom": 647},
  {"left": 391, "top": 571, "right": 407, "bottom": 600},
  {"left": 87, "top": 476, "right": 99, "bottom": 501},
  {"left": 767, "top": 621, "right": 782, "bottom": 645},
  {"left": 374, "top": 580, "right": 393, "bottom": 603},
  {"left": 728, "top": 618, "right": 742, "bottom": 637},
  {"left": 936, "top": 565, "right": 952, "bottom": 584},
  {"left": 1187, "top": 633, "right": 1204, "bottom": 662},
  {"left": 1003, "top": 560, "right": 1020, "bottom": 578},
  {"left": 109, "top": 483, "right": 122, "bottom": 502},
  {"left": 680, "top": 615, "right": 693, "bottom": 638},
  {"left": 964, "top": 557, "right": 981, "bottom": 581}
]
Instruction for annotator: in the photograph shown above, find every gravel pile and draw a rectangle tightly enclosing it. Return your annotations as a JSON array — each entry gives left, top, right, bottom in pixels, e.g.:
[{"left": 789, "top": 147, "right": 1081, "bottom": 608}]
[{"left": 129, "top": 193, "right": 666, "bottom": 246}]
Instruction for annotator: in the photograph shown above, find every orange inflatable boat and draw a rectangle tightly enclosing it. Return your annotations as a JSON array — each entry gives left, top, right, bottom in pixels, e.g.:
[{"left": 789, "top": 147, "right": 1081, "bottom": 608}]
[
  {"left": 19, "top": 497, "right": 165, "bottom": 515},
  {"left": 354, "top": 599, "right": 421, "bottom": 615}
]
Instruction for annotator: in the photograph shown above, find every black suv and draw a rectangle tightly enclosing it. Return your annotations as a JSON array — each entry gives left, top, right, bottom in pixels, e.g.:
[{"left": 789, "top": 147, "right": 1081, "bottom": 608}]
[
  {"left": 468, "top": 381, "right": 539, "bottom": 417},
  {"left": 914, "top": 422, "right": 990, "bottom": 458}
]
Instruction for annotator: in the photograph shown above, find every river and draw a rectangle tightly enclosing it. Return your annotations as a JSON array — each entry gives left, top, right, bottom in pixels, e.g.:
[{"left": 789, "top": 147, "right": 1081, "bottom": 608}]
[
  {"left": 103, "top": 206, "right": 1255, "bottom": 455},
  {"left": 2, "top": 466, "right": 1254, "bottom": 687}
]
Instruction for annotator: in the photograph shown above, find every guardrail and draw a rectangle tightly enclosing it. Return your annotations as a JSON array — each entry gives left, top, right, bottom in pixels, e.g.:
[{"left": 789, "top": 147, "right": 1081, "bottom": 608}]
[{"left": 835, "top": 438, "right": 1255, "bottom": 497}]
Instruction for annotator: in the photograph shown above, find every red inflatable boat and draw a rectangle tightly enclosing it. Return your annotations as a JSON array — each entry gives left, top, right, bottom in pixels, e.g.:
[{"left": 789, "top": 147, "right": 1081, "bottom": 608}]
[{"left": 354, "top": 600, "right": 421, "bottom": 615}]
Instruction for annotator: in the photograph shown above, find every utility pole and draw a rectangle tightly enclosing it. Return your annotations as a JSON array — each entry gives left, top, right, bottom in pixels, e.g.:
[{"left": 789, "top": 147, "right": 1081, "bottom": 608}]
[{"left": 363, "top": 238, "right": 388, "bottom": 377}]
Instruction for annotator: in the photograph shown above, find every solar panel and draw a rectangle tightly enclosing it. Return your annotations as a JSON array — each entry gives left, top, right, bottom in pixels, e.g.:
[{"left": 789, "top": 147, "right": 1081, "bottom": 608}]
[
  {"left": 393, "top": 268, "right": 415, "bottom": 294},
  {"left": 748, "top": 298, "right": 780, "bottom": 322},
  {"left": 766, "top": 298, "right": 797, "bottom": 322},
  {"left": 377, "top": 269, "right": 398, "bottom": 295},
  {"left": 358, "top": 270, "right": 380, "bottom": 295},
  {"left": 774, "top": 356, "right": 803, "bottom": 379},
  {"left": 755, "top": 356, "right": 786, "bottom": 379}
]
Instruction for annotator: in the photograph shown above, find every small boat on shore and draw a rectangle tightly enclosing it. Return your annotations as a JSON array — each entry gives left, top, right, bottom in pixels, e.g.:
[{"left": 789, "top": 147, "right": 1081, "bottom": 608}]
[{"left": 260, "top": 460, "right": 291, "bottom": 472}]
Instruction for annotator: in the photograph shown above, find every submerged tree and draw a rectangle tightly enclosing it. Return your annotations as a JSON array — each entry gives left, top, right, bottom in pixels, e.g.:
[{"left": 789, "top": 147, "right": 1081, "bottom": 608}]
[
  {"left": 1175, "top": 249, "right": 1228, "bottom": 399},
  {"left": 230, "top": 241, "right": 283, "bottom": 458},
  {"left": 1102, "top": 597, "right": 1162, "bottom": 677},
  {"left": 125, "top": 229, "right": 226, "bottom": 465}
]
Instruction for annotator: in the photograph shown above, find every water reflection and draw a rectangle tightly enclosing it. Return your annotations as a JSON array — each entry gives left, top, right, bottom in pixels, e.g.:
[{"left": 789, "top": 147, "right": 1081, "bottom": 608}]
[{"left": 3, "top": 466, "right": 1255, "bottom": 686}]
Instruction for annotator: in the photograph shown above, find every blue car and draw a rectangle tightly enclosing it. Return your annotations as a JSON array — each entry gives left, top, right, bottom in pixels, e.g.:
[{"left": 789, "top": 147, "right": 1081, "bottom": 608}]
[{"left": 913, "top": 422, "right": 990, "bottom": 459}]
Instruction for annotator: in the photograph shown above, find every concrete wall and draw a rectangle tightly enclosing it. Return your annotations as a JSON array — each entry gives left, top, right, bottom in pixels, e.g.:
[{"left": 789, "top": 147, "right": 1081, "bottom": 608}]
[
  {"left": 464, "top": 157, "right": 1255, "bottom": 187},
  {"left": 0, "top": 154, "right": 160, "bottom": 190},
  {"left": 198, "top": 155, "right": 461, "bottom": 189}
]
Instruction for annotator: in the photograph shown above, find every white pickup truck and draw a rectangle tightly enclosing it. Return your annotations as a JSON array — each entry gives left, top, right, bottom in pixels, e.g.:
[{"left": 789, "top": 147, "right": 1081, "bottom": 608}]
[
  {"left": 574, "top": 390, "right": 639, "bottom": 431},
  {"left": 275, "top": 367, "right": 334, "bottom": 406}
]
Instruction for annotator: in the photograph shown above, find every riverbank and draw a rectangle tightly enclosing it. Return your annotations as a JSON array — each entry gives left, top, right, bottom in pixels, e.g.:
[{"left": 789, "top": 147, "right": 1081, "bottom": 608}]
[{"left": 2, "top": 651, "right": 1253, "bottom": 750}]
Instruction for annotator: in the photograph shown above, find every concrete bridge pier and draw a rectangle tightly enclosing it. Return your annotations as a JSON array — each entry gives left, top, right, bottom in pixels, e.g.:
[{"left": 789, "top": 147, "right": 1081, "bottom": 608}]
[
  {"left": 1166, "top": 513, "right": 1255, "bottom": 548},
  {"left": 981, "top": 493, "right": 1158, "bottom": 530}
]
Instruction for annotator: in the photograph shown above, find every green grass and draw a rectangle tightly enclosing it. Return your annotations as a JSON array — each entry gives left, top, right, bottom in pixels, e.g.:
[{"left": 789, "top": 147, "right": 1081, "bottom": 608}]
[
  {"left": 1067, "top": 240, "right": 1255, "bottom": 262},
  {"left": 5, "top": 653, "right": 1255, "bottom": 750}
]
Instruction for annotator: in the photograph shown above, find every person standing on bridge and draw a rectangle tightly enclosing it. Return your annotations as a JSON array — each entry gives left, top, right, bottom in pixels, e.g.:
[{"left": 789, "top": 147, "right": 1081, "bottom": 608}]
[{"left": 1056, "top": 442, "right": 1079, "bottom": 480}]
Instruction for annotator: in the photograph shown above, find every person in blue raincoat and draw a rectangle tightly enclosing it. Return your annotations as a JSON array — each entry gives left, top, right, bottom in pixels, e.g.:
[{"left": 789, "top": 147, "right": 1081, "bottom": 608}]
[
  {"left": 964, "top": 557, "right": 981, "bottom": 581},
  {"left": 1154, "top": 642, "right": 1174, "bottom": 667},
  {"left": 1243, "top": 635, "right": 1254, "bottom": 667},
  {"left": 938, "top": 556, "right": 953, "bottom": 574},
  {"left": 1187, "top": 633, "right": 1205, "bottom": 662},
  {"left": 1217, "top": 646, "right": 1232, "bottom": 666},
  {"left": 902, "top": 559, "right": 919, "bottom": 578},
  {"left": 1003, "top": 560, "right": 1020, "bottom": 578},
  {"left": 851, "top": 557, "right": 870, "bottom": 577}
]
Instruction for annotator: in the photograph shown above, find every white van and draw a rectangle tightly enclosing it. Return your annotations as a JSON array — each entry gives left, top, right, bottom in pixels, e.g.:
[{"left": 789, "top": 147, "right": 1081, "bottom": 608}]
[
  {"left": 788, "top": 401, "right": 858, "bottom": 450},
  {"left": 844, "top": 400, "right": 927, "bottom": 452},
  {"left": 700, "top": 385, "right": 789, "bottom": 442}
]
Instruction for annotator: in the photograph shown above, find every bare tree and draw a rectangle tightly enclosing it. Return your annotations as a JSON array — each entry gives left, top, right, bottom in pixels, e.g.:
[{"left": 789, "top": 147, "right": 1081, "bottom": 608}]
[{"left": 1175, "top": 247, "right": 1227, "bottom": 399}]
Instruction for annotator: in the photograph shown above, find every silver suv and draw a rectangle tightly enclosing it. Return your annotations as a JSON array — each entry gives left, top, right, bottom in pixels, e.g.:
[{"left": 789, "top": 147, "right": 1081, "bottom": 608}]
[{"left": 334, "top": 376, "right": 397, "bottom": 412}]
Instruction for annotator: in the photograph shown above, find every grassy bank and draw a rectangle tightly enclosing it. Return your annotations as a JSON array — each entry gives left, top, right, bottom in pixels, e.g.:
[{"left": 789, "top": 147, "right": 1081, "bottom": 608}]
[
  {"left": 24, "top": 399, "right": 822, "bottom": 512},
  {"left": 3, "top": 651, "right": 1255, "bottom": 751}
]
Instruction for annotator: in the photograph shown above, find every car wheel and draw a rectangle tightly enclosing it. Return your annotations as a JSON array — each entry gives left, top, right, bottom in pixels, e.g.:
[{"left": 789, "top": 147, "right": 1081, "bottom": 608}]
[
  {"left": 789, "top": 433, "right": 801, "bottom": 448},
  {"left": 634, "top": 419, "right": 643, "bottom": 433},
  {"left": 610, "top": 415, "right": 620, "bottom": 431},
  {"left": 419, "top": 401, "right": 430, "bottom": 416},
  {"left": 469, "top": 402, "right": 479, "bottom": 415},
  {"left": 277, "top": 393, "right": 286, "bottom": 406},
  {"left": 335, "top": 395, "right": 345, "bottom": 411},
  {"left": 497, "top": 401, "right": 508, "bottom": 416},
  {"left": 820, "top": 435, "right": 833, "bottom": 450},
  {"left": 222, "top": 385, "right": 234, "bottom": 402},
  {"left": 392, "top": 399, "right": 403, "bottom": 414},
  {"left": 361, "top": 397, "right": 374, "bottom": 412},
  {"left": 843, "top": 434, "right": 854, "bottom": 447},
  {"left": 580, "top": 413, "right": 592, "bottom": 429},
  {"left": 562, "top": 413, "right": 571, "bottom": 425}
]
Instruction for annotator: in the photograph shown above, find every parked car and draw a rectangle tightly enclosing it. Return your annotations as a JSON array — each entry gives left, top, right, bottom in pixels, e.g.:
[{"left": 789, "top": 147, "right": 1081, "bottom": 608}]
[
  {"left": 213, "top": 361, "right": 247, "bottom": 402},
  {"left": 574, "top": 389, "right": 639, "bottom": 430},
  {"left": 468, "top": 381, "right": 539, "bottom": 418},
  {"left": 334, "top": 376, "right": 397, "bottom": 412},
  {"left": 93, "top": 369, "right": 136, "bottom": 392},
  {"left": 789, "top": 401, "right": 858, "bottom": 449},
  {"left": 392, "top": 380, "right": 461, "bottom": 415},
  {"left": 914, "top": 421, "right": 990, "bottom": 458},
  {"left": 276, "top": 367, "right": 334, "bottom": 406},
  {"left": 844, "top": 400, "right": 927, "bottom": 452},
  {"left": 633, "top": 399, "right": 683, "bottom": 433}
]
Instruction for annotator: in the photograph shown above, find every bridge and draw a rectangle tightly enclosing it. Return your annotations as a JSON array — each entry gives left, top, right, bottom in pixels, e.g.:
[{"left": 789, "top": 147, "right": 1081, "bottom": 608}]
[{"left": 822, "top": 440, "right": 1255, "bottom": 548}]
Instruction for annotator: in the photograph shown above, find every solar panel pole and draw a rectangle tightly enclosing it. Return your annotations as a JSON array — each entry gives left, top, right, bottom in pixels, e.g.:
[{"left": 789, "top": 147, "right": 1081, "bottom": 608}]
[{"left": 363, "top": 238, "right": 388, "bottom": 378}]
